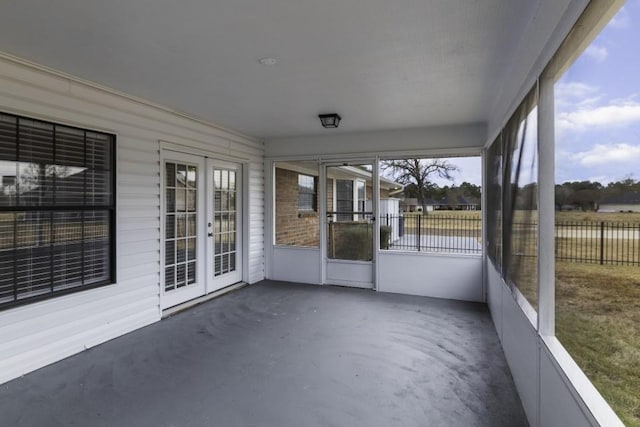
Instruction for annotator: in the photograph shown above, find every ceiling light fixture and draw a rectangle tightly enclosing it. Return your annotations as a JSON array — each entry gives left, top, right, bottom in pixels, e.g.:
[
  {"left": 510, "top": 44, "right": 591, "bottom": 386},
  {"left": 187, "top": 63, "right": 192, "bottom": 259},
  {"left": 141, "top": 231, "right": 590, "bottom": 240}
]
[
  {"left": 318, "top": 113, "right": 342, "bottom": 129},
  {"left": 259, "top": 57, "right": 277, "bottom": 65}
]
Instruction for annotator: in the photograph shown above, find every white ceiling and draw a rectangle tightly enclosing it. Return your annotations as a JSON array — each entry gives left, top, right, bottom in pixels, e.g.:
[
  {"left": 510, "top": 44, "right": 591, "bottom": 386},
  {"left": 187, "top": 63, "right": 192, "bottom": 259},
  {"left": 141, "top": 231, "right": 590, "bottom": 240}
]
[{"left": 0, "top": 0, "right": 548, "bottom": 139}]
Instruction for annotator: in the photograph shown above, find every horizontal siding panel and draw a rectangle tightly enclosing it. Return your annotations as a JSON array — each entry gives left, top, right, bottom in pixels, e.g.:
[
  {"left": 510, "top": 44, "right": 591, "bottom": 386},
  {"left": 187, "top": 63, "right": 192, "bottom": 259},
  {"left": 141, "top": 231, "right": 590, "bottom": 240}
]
[
  {"left": 116, "top": 273, "right": 160, "bottom": 290},
  {"left": 118, "top": 200, "right": 159, "bottom": 211},
  {"left": 117, "top": 229, "right": 159, "bottom": 244},
  {"left": 0, "top": 288, "right": 158, "bottom": 353},
  {"left": 0, "top": 78, "right": 250, "bottom": 152},
  {"left": 0, "top": 284, "right": 157, "bottom": 339},
  {"left": 3, "top": 59, "right": 259, "bottom": 147},
  {"left": 119, "top": 240, "right": 159, "bottom": 256},
  {"left": 118, "top": 185, "right": 159, "bottom": 197},
  {"left": 118, "top": 262, "right": 161, "bottom": 281},
  {"left": 118, "top": 159, "right": 159, "bottom": 175},
  {"left": 118, "top": 207, "right": 160, "bottom": 219},
  {"left": 118, "top": 193, "right": 159, "bottom": 206},
  {"left": 118, "top": 251, "right": 159, "bottom": 268},
  {"left": 0, "top": 307, "right": 159, "bottom": 385},
  {"left": 117, "top": 146, "right": 160, "bottom": 164},
  {"left": 118, "top": 217, "right": 159, "bottom": 232},
  {"left": 0, "top": 59, "right": 73, "bottom": 93},
  {"left": 68, "top": 81, "right": 260, "bottom": 147},
  {"left": 0, "top": 55, "right": 264, "bottom": 385}
]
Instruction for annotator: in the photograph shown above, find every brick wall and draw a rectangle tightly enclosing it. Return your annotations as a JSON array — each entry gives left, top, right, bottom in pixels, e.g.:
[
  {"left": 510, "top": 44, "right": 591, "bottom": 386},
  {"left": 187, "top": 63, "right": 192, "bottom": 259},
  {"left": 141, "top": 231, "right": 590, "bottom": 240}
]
[
  {"left": 366, "top": 184, "right": 390, "bottom": 200},
  {"left": 274, "top": 166, "right": 393, "bottom": 247},
  {"left": 275, "top": 168, "right": 334, "bottom": 247}
]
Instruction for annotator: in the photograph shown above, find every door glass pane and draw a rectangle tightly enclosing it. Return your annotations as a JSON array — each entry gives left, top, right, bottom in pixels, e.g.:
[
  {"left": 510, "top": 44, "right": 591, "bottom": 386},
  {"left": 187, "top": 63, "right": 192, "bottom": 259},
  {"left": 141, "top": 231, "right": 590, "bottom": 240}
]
[
  {"left": 327, "top": 164, "right": 374, "bottom": 261},
  {"left": 176, "top": 214, "right": 186, "bottom": 238},
  {"left": 187, "top": 190, "right": 196, "bottom": 212},
  {"left": 165, "top": 161, "right": 197, "bottom": 292},
  {"left": 187, "top": 166, "right": 197, "bottom": 188},
  {"left": 212, "top": 168, "right": 239, "bottom": 277},
  {"left": 177, "top": 164, "right": 186, "bottom": 188},
  {"left": 176, "top": 189, "right": 186, "bottom": 212},
  {"left": 187, "top": 238, "right": 196, "bottom": 260},
  {"left": 165, "top": 240, "right": 175, "bottom": 266},
  {"left": 187, "top": 214, "right": 196, "bottom": 237},
  {"left": 165, "top": 214, "right": 175, "bottom": 239},
  {"left": 187, "top": 262, "right": 196, "bottom": 285},
  {"left": 166, "top": 189, "right": 175, "bottom": 212}
]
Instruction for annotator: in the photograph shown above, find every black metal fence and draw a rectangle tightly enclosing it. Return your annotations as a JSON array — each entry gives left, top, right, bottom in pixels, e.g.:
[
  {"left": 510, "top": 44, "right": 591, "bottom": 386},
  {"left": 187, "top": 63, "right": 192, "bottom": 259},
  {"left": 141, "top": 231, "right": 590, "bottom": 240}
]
[
  {"left": 555, "top": 221, "right": 640, "bottom": 266},
  {"left": 381, "top": 215, "right": 640, "bottom": 265},
  {"left": 382, "top": 214, "right": 482, "bottom": 255}
]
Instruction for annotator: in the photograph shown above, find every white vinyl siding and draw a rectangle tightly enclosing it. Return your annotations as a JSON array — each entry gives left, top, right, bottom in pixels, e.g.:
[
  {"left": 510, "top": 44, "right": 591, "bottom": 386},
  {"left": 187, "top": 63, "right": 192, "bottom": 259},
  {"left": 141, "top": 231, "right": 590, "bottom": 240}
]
[{"left": 0, "top": 55, "right": 264, "bottom": 385}]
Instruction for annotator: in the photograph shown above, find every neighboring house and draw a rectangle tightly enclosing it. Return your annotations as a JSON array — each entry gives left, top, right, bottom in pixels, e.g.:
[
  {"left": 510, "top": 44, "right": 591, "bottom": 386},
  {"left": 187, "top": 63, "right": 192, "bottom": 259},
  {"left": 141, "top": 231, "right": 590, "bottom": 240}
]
[
  {"left": 400, "top": 197, "right": 419, "bottom": 212},
  {"left": 401, "top": 194, "right": 479, "bottom": 212},
  {"left": 599, "top": 192, "right": 640, "bottom": 213},
  {"left": 275, "top": 162, "right": 402, "bottom": 247},
  {"left": 428, "top": 194, "right": 480, "bottom": 211}
]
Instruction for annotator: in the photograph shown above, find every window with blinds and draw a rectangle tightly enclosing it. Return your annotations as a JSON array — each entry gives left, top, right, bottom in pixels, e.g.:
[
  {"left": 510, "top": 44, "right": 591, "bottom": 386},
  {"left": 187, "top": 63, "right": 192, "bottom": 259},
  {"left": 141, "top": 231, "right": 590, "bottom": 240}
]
[
  {"left": 0, "top": 112, "right": 115, "bottom": 310},
  {"left": 336, "top": 179, "right": 354, "bottom": 222},
  {"left": 297, "top": 174, "right": 316, "bottom": 211}
]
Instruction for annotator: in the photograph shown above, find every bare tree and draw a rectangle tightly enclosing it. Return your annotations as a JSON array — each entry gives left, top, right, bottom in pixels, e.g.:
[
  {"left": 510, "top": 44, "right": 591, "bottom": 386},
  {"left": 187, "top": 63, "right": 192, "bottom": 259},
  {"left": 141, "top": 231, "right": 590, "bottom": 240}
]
[{"left": 381, "top": 159, "right": 458, "bottom": 212}]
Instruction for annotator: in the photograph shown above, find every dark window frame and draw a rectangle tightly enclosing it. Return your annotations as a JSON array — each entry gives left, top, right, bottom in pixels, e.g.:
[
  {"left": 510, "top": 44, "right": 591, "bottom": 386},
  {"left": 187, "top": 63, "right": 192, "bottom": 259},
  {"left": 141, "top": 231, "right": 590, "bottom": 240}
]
[
  {"left": 297, "top": 174, "right": 317, "bottom": 212},
  {"left": 336, "top": 179, "right": 354, "bottom": 222},
  {"left": 0, "top": 111, "right": 116, "bottom": 311}
]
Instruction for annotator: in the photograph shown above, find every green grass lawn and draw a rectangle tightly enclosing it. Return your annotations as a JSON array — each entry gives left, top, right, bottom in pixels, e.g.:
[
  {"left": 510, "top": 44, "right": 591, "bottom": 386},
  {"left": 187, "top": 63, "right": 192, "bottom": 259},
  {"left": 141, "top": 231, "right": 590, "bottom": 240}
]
[{"left": 556, "top": 262, "right": 640, "bottom": 426}]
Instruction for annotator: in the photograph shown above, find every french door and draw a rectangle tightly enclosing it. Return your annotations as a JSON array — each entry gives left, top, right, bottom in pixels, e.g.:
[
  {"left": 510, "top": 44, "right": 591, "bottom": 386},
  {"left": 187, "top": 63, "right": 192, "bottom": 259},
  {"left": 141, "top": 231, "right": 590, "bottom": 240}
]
[
  {"left": 206, "top": 159, "right": 243, "bottom": 292},
  {"left": 161, "top": 151, "right": 242, "bottom": 309}
]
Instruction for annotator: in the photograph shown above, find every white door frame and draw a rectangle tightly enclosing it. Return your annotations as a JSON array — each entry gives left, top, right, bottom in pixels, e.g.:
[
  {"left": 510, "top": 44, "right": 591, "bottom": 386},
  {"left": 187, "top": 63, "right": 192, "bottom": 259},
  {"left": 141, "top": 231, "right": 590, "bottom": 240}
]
[
  {"left": 205, "top": 158, "right": 243, "bottom": 292},
  {"left": 321, "top": 159, "right": 379, "bottom": 289},
  {"left": 160, "top": 150, "right": 207, "bottom": 309},
  {"left": 160, "top": 146, "right": 248, "bottom": 310}
]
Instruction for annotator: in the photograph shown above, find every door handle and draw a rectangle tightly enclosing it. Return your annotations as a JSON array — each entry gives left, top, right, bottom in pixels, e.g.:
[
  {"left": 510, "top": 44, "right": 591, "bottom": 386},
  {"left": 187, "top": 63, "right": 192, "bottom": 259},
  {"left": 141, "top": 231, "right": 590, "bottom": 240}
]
[{"left": 208, "top": 232, "right": 213, "bottom": 237}]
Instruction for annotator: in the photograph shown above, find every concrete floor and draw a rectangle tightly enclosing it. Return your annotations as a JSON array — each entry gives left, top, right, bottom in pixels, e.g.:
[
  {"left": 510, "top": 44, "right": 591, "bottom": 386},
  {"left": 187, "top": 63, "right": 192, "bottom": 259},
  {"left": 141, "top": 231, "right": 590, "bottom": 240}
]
[{"left": 0, "top": 281, "right": 528, "bottom": 427}]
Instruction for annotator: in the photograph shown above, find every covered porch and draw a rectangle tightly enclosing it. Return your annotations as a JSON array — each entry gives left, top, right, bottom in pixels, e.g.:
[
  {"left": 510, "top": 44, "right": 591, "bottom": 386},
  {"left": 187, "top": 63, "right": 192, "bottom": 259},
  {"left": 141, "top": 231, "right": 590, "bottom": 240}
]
[
  {"left": 0, "top": 281, "right": 526, "bottom": 427},
  {"left": 0, "top": 0, "right": 635, "bottom": 426}
]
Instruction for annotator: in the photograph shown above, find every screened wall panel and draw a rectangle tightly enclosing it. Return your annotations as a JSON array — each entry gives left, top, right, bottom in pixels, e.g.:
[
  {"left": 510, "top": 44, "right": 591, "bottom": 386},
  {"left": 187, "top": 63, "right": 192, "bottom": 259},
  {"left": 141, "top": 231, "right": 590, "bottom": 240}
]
[
  {"left": 0, "top": 111, "right": 115, "bottom": 310},
  {"left": 502, "top": 89, "right": 538, "bottom": 310},
  {"left": 486, "top": 137, "right": 503, "bottom": 269}
]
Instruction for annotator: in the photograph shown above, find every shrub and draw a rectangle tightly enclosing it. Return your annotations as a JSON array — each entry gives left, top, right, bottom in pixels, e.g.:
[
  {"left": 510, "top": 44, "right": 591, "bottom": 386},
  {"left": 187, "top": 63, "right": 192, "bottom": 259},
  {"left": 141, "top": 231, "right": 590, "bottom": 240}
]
[
  {"left": 334, "top": 225, "right": 372, "bottom": 260},
  {"left": 380, "top": 225, "right": 392, "bottom": 250},
  {"left": 330, "top": 224, "right": 393, "bottom": 259}
]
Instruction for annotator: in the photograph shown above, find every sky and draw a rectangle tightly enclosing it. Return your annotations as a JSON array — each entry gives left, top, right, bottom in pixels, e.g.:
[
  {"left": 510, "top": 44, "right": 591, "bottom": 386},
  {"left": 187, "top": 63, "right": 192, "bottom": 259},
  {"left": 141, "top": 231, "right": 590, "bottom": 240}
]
[
  {"left": 555, "top": 1, "right": 640, "bottom": 185},
  {"left": 430, "top": 156, "right": 482, "bottom": 187},
  {"left": 421, "top": 2, "right": 640, "bottom": 189}
]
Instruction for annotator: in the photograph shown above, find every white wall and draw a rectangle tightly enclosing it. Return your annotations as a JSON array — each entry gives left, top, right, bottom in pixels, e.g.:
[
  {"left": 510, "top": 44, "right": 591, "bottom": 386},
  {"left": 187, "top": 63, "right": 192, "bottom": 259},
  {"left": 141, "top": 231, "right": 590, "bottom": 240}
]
[
  {"left": 0, "top": 54, "right": 265, "bottom": 385},
  {"left": 377, "top": 199, "right": 400, "bottom": 242},
  {"left": 265, "top": 123, "right": 486, "bottom": 158},
  {"left": 378, "top": 252, "right": 483, "bottom": 302},
  {"left": 271, "top": 247, "right": 321, "bottom": 284}
]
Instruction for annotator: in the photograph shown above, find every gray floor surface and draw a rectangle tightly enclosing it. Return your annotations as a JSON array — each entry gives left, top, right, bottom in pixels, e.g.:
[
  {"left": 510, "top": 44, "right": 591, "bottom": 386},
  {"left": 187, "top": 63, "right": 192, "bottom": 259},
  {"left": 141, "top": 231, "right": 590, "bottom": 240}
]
[{"left": 0, "top": 281, "right": 528, "bottom": 427}]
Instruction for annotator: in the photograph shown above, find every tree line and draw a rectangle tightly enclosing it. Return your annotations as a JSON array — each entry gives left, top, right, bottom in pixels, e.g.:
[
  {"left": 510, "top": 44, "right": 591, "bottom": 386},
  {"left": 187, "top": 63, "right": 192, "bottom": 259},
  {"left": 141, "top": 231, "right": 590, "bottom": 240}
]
[{"left": 555, "top": 177, "right": 640, "bottom": 211}]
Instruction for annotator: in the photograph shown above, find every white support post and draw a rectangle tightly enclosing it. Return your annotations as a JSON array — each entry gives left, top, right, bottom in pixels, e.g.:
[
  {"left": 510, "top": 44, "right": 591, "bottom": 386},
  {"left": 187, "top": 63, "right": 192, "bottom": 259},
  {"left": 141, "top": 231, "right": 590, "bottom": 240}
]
[
  {"left": 537, "top": 76, "right": 555, "bottom": 336},
  {"left": 319, "top": 161, "right": 327, "bottom": 284},
  {"left": 481, "top": 148, "right": 488, "bottom": 302},
  {"left": 373, "top": 157, "right": 380, "bottom": 291},
  {"left": 263, "top": 159, "right": 274, "bottom": 280}
]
